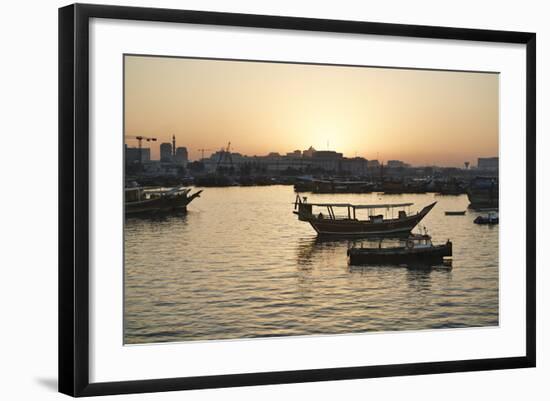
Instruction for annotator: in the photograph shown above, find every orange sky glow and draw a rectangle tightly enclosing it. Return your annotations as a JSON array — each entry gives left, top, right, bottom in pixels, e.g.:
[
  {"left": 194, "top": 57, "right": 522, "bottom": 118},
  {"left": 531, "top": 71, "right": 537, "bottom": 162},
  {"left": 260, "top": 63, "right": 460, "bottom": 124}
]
[{"left": 124, "top": 55, "right": 499, "bottom": 167}]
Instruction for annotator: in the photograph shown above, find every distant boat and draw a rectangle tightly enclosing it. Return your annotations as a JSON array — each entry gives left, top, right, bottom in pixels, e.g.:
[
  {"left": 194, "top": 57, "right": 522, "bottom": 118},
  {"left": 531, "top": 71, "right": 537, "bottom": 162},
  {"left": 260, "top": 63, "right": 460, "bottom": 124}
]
[
  {"left": 294, "top": 178, "right": 373, "bottom": 193},
  {"left": 476, "top": 207, "right": 498, "bottom": 212},
  {"left": 293, "top": 195, "right": 436, "bottom": 237},
  {"left": 474, "top": 211, "right": 499, "bottom": 225},
  {"left": 347, "top": 234, "right": 452, "bottom": 265},
  {"left": 125, "top": 186, "right": 202, "bottom": 215},
  {"left": 445, "top": 210, "right": 466, "bottom": 216}
]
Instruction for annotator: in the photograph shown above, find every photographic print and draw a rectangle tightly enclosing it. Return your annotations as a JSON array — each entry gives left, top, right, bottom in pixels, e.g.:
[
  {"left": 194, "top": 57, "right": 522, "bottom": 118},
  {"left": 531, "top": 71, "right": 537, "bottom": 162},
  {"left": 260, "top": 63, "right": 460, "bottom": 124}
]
[{"left": 123, "top": 55, "right": 499, "bottom": 344}]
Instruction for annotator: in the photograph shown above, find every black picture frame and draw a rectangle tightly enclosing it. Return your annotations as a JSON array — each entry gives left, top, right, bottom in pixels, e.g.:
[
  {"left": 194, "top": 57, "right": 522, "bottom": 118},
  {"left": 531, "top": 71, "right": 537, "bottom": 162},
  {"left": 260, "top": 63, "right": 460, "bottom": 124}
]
[{"left": 59, "top": 3, "right": 536, "bottom": 397}]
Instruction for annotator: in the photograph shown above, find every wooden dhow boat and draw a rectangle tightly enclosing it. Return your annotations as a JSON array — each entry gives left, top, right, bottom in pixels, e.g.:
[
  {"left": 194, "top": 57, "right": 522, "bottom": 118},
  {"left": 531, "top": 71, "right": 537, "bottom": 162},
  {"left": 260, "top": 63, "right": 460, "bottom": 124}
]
[
  {"left": 125, "top": 186, "right": 202, "bottom": 215},
  {"left": 293, "top": 195, "right": 436, "bottom": 237}
]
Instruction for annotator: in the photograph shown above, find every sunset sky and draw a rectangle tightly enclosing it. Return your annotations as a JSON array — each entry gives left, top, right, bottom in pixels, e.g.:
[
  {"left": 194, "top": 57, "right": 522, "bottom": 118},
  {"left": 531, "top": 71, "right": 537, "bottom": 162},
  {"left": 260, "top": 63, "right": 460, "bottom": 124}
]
[{"left": 124, "top": 55, "right": 499, "bottom": 167}]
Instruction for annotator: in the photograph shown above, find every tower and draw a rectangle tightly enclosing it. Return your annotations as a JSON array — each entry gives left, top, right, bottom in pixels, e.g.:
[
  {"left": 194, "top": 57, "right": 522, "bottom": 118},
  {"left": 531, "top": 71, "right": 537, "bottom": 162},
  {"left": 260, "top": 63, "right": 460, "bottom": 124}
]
[
  {"left": 160, "top": 142, "right": 173, "bottom": 162},
  {"left": 172, "top": 135, "right": 176, "bottom": 157},
  {"left": 175, "top": 147, "right": 188, "bottom": 165}
]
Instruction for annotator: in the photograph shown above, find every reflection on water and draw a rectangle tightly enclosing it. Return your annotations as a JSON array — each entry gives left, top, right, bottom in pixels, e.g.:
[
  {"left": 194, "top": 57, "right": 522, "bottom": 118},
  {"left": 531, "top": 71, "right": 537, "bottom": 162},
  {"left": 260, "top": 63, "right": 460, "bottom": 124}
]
[{"left": 124, "top": 186, "right": 498, "bottom": 344}]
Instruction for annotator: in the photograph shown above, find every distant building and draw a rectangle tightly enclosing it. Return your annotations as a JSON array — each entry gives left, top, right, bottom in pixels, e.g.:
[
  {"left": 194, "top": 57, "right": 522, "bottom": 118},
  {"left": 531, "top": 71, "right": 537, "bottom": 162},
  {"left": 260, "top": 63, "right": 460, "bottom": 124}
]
[
  {"left": 478, "top": 157, "right": 498, "bottom": 171},
  {"left": 160, "top": 143, "right": 173, "bottom": 162},
  {"left": 286, "top": 150, "right": 302, "bottom": 158},
  {"left": 203, "top": 150, "right": 243, "bottom": 171},
  {"left": 141, "top": 160, "right": 182, "bottom": 177},
  {"left": 125, "top": 145, "right": 150, "bottom": 164},
  {"left": 312, "top": 151, "right": 342, "bottom": 159},
  {"left": 341, "top": 157, "right": 368, "bottom": 175},
  {"left": 367, "top": 160, "right": 380, "bottom": 168},
  {"left": 174, "top": 147, "right": 188, "bottom": 166},
  {"left": 311, "top": 150, "right": 343, "bottom": 171},
  {"left": 197, "top": 147, "right": 392, "bottom": 174},
  {"left": 303, "top": 146, "right": 316, "bottom": 158},
  {"left": 387, "top": 160, "right": 410, "bottom": 168}
]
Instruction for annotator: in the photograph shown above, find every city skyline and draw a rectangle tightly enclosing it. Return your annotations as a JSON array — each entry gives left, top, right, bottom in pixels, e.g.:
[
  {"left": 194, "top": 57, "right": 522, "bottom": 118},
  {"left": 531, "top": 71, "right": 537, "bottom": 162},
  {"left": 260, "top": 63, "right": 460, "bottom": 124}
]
[
  {"left": 126, "top": 140, "right": 497, "bottom": 169},
  {"left": 124, "top": 55, "right": 499, "bottom": 167}
]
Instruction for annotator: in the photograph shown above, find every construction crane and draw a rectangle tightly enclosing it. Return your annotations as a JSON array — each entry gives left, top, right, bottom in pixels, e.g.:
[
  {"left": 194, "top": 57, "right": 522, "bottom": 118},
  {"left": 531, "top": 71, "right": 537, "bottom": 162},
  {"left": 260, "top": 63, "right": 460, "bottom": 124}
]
[
  {"left": 125, "top": 135, "right": 157, "bottom": 166},
  {"left": 197, "top": 148, "right": 213, "bottom": 161},
  {"left": 216, "top": 142, "right": 233, "bottom": 170}
]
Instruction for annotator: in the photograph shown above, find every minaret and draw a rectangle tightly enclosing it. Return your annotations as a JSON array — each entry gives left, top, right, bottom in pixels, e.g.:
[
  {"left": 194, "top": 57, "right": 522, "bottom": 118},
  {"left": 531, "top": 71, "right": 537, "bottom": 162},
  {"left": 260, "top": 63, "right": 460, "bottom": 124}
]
[{"left": 172, "top": 135, "right": 176, "bottom": 157}]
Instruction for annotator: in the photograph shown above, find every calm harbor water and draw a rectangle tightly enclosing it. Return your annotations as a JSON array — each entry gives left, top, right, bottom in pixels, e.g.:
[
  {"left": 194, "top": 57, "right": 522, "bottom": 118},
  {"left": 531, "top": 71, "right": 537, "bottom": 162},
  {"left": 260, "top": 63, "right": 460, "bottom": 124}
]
[{"left": 124, "top": 186, "right": 498, "bottom": 344}]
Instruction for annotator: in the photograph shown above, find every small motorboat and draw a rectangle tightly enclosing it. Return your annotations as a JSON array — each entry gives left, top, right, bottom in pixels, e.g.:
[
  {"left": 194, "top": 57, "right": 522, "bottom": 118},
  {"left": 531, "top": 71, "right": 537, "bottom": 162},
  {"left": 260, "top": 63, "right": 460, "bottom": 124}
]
[
  {"left": 474, "top": 211, "right": 499, "bottom": 225},
  {"left": 445, "top": 210, "right": 466, "bottom": 216},
  {"left": 347, "top": 233, "right": 452, "bottom": 266}
]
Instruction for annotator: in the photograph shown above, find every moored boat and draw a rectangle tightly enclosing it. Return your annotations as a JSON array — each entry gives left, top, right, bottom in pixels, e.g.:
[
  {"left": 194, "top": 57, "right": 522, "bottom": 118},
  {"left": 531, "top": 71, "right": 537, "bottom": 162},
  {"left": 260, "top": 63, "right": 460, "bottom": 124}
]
[
  {"left": 125, "top": 186, "right": 202, "bottom": 215},
  {"left": 294, "top": 178, "right": 373, "bottom": 193},
  {"left": 347, "top": 234, "right": 452, "bottom": 265},
  {"left": 445, "top": 210, "right": 466, "bottom": 216},
  {"left": 293, "top": 195, "right": 436, "bottom": 237},
  {"left": 474, "top": 211, "right": 499, "bottom": 225}
]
